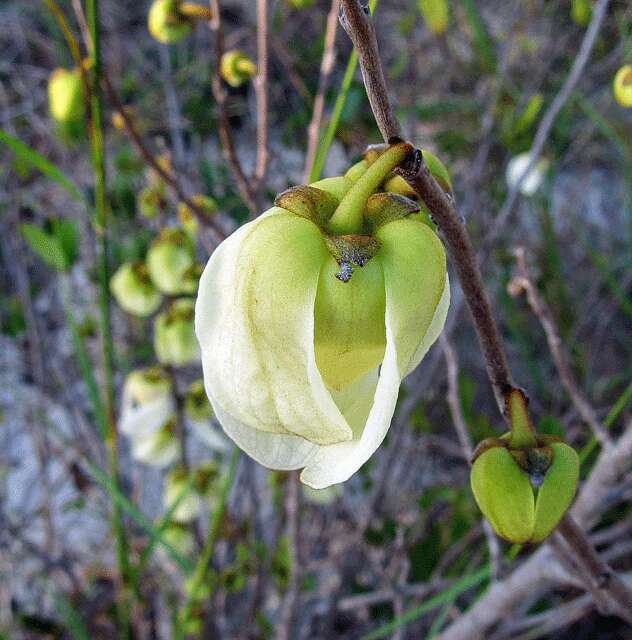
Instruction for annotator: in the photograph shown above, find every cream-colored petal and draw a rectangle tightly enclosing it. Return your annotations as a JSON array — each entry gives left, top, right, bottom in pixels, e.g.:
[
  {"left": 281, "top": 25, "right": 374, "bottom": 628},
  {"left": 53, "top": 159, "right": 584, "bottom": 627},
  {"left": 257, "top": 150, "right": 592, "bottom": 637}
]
[
  {"left": 205, "top": 382, "right": 318, "bottom": 470},
  {"left": 376, "top": 219, "right": 448, "bottom": 377},
  {"left": 196, "top": 210, "right": 353, "bottom": 446}
]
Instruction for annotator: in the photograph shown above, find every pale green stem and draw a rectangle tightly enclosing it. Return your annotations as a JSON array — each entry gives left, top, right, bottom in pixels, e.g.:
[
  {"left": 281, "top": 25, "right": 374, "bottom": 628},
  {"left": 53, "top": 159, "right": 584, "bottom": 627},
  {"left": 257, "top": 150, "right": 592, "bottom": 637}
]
[
  {"left": 328, "top": 143, "right": 411, "bottom": 234},
  {"left": 507, "top": 389, "right": 538, "bottom": 449}
]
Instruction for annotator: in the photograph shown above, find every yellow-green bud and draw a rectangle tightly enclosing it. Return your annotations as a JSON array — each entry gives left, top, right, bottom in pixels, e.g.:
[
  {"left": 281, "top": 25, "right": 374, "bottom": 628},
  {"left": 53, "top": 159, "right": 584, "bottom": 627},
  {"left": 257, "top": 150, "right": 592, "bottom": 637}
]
[
  {"left": 418, "top": 0, "right": 449, "bottom": 35},
  {"left": 571, "top": 0, "right": 592, "bottom": 26},
  {"left": 184, "top": 380, "right": 214, "bottom": 422},
  {"left": 614, "top": 65, "right": 632, "bottom": 108},
  {"left": 220, "top": 50, "right": 257, "bottom": 88},
  {"left": 162, "top": 520, "right": 196, "bottom": 557},
  {"left": 124, "top": 367, "right": 172, "bottom": 406},
  {"left": 178, "top": 195, "right": 218, "bottom": 239},
  {"left": 110, "top": 261, "right": 163, "bottom": 317},
  {"left": 470, "top": 390, "right": 579, "bottom": 544},
  {"left": 287, "top": 0, "right": 315, "bottom": 7},
  {"left": 147, "top": 229, "right": 195, "bottom": 295},
  {"left": 148, "top": 0, "right": 193, "bottom": 44},
  {"left": 48, "top": 68, "right": 84, "bottom": 125},
  {"left": 154, "top": 298, "right": 200, "bottom": 366}
]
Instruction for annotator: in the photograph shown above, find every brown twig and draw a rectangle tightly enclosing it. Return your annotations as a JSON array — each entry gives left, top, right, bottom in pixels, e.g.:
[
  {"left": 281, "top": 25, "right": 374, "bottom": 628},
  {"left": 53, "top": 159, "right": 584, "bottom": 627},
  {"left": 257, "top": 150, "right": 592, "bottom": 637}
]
[
  {"left": 441, "top": 334, "right": 502, "bottom": 579},
  {"left": 511, "top": 247, "right": 612, "bottom": 447},
  {"left": 338, "top": 0, "right": 401, "bottom": 142},
  {"left": 303, "top": 0, "right": 340, "bottom": 183},
  {"left": 208, "top": 0, "right": 258, "bottom": 215},
  {"left": 254, "top": 0, "right": 269, "bottom": 206},
  {"left": 277, "top": 471, "right": 300, "bottom": 640}
]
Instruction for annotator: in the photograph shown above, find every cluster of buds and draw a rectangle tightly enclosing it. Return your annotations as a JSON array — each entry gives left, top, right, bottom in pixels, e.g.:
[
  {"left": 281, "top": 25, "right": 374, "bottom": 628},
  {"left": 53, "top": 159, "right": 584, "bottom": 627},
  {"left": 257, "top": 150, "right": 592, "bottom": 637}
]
[
  {"left": 148, "top": 0, "right": 213, "bottom": 44},
  {"left": 471, "top": 389, "right": 579, "bottom": 544},
  {"left": 195, "top": 142, "right": 451, "bottom": 488}
]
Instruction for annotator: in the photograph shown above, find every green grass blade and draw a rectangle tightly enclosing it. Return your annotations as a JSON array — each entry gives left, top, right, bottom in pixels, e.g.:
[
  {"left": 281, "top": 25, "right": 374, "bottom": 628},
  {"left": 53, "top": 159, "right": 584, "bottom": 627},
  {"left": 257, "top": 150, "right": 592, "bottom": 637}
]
[
  {"left": 85, "top": 460, "right": 195, "bottom": 574},
  {"left": 309, "top": 0, "right": 380, "bottom": 182},
  {"left": 54, "top": 594, "right": 91, "bottom": 640},
  {"left": 0, "top": 129, "right": 83, "bottom": 201},
  {"left": 362, "top": 565, "right": 491, "bottom": 640}
]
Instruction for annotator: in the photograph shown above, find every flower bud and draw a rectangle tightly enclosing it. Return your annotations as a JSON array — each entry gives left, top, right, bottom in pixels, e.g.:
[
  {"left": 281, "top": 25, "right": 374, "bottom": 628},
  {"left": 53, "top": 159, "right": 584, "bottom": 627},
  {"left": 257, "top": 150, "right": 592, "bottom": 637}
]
[
  {"left": 110, "top": 261, "right": 163, "bottom": 317},
  {"left": 571, "top": 0, "right": 592, "bottom": 26},
  {"left": 287, "top": 0, "right": 315, "bottom": 7},
  {"left": 148, "top": 0, "right": 193, "bottom": 44},
  {"left": 506, "top": 151, "right": 549, "bottom": 196},
  {"left": 48, "top": 68, "right": 84, "bottom": 125},
  {"left": 163, "top": 463, "right": 219, "bottom": 522},
  {"left": 470, "top": 390, "right": 579, "bottom": 543},
  {"left": 614, "top": 65, "right": 632, "bottom": 108},
  {"left": 162, "top": 520, "right": 196, "bottom": 557},
  {"left": 147, "top": 229, "right": 195, "bottom": 295},
  {"left": 178, "top": 195, "right": 218, "bottom": 239},
  {"left": 184, "top": 379, "right": 214, "bottom": 422},
  {"left": 132, "top": 416, "right": 181, "bottom": 467},
  {"left": 154, "top": 298, "right": 200, "bottom": 366},
  {"left": 220, "top": 50, "right": 257, "bottom": 88},
  {"left": 418, "top": 0, "right": 449, "bottom": 36},
  {"left": 196, "top": 142, "right": 450, "bottom": 488}
]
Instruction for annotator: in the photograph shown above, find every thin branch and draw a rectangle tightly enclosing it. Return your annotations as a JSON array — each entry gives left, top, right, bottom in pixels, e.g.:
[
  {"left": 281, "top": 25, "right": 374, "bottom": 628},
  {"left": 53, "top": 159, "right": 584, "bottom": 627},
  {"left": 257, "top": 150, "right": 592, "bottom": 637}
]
[
  {"left": 339, "top": 0, "right": 401, "bottom": 142},
  {"left": 441, "top": 334, "right": 502, "bottom": 579},
  {"left": 208, "top": 0, "right": 258, "bottom": 214},
  {"left": 254, "top": 0, "right": 269, "bottom": 203},
  {"left": 511, "top": 247, "right": 612, "bottom": 447},
  {"left": 278, "top": 472, "right": 301, "bottom": 640},
  {"left": 303, "top": 0, "right": 340, "bottom": 183}
]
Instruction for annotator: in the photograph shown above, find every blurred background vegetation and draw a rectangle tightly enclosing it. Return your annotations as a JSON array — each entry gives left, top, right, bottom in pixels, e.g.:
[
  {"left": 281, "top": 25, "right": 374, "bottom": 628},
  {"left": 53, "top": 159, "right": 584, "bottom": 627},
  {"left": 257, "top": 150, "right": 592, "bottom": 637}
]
[{"left": 0, "top": 0, "right": 631, "bottom": 638}]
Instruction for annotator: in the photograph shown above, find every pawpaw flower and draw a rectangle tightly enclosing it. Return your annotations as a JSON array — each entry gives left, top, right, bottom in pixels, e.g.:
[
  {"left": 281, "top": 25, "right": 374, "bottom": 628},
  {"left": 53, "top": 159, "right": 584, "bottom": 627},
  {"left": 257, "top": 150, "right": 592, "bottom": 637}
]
[
  {"left": 154, "top": 298, "right": 200, "bottom": 366},
  {"left": 614, "top": 65, "right": 632, "bottom": 108},
  {"left": 147, "top": 229, "right": 195, "bottom": 295},
  {"left": 220, "top": 50, "right": 257, "bottom": 88},
  {"left": 195, "top": 143, "right": 450, "bottom": 488}
]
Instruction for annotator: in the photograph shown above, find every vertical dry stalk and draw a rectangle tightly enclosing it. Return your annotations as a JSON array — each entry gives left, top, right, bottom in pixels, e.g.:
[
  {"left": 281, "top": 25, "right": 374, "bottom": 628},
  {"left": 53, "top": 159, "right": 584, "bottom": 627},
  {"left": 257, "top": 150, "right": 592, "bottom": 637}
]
[
  {"left": 303, "top": 0, "right": 341, "bottom": 183},
  {"left": 254, "top": 0, "right": 269, "bottom": 201}
]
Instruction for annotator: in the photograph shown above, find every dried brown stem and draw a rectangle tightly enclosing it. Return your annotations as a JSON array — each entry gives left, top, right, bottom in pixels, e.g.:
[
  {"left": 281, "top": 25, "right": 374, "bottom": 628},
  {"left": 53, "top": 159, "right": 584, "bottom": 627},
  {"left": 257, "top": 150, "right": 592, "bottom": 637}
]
[
  {"left": 209, "top": 0, "right": 258, "bottom": 215},
  {"left": 303, "top": 0, "right": 340, "bottom": 183},
  {"left": 339, "top": 0, "right": 401, "bottom": 142},
  {"left": 511, "top": 247, "right": 612, "bottom": 447},
  {"left": 254, "top": 0, "right": 269, "bottom": 203}
]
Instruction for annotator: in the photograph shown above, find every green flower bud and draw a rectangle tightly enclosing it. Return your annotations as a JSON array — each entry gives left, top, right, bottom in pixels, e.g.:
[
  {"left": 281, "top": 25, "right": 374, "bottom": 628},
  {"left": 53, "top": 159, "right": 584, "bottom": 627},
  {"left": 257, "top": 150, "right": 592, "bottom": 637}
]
[
  {"left": 148, "top": 0, "right": 193, "bottom": 44},
  {"left": 162, "top": 520, "right": 196, "bottom": 557},
  {"left": 418, "top": 0, "right": 449, "bottom": 35},
  {"left": 470, "top": 390, "right": 579, "bottom": 544},
  {"left": 110, "top": 261, "right": 163, "bottom": 317},
  {"left": 181, "top": 263, "right": 204, "bottom": 295},
  {"left": 155, "top": 298, "right": 200, "bottom": 366},
  {"left": 614, "top": 65, "right": 632, "bottom": 108},
  {"left": 196, "top": 142, "right": 450, "bottom": 488},
  {"left": 178, "top": 195, "right": 218, "bottom": 239},
  {"left": 132, "top": 416, "right": 181, "bottom": 467},
  {"left": 571, "top": 0, "right": 592, "bottom": 26},
  {"left": 147, "top": 229, "right": 195, "bottom": 295},
  {"left": 164, "top": 464, "right": 216, "bottom": 523},
  {"left": 48, "top": 67, "right": 84, "bottom": 125},
  {"left": 184, "top": 380, "right": 214, "bottom": 422},
  {"left": 139, "top": 186, "right": 164, "bottom": 219},
  {"left": 220, "top": 50, "right": 257, "bottom": 88},
  {"left": 287, "top": 0, "right": 315, "bottom": 7}
]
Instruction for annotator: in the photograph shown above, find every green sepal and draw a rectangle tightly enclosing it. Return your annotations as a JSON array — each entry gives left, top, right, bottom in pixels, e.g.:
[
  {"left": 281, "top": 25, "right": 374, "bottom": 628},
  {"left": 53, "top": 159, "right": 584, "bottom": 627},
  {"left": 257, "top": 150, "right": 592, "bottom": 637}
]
[
  {"left": 365, "top": 192, "right": 420, "bottom": 230},
  {"left": 275, "top": 185, "right": 339, "bottom": 228}
]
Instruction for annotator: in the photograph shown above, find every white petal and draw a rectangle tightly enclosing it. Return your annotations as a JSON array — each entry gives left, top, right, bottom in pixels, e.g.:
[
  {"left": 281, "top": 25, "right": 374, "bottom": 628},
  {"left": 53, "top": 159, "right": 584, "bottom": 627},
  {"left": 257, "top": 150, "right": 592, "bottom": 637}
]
[{"left": 196, "top": 210, "right": 353, "bottom": 446}]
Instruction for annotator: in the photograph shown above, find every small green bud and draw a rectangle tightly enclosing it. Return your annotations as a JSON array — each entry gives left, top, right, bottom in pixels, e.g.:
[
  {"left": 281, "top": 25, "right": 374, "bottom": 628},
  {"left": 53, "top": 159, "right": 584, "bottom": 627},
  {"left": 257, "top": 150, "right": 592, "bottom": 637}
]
[
  {"left": 220, "top": 50, "right": 257, "bottom": 87},
  {"left": 124, "top": 366, "right": 172, "bottom": 406},
  {"left": 110, "top": 261, "right": 163, "bottom": 317},
  {"left": 154, "top": 298, "right": 200, "bottom": 366},
  {"left": 162, "top": 520, "right": 196, "bottom": 556},
  {"left": 614, "top": 65, "right": 632, "bottom": 108},
  {"left": 147, "top": 229, "right": 195, "bottom": 295},
  {"left": 178, "top": 195, "right": 217, "bottom": 239},
  {"left": 48, "top": 67, "right": 84, "bottom": 125},
  {"left": 418, "top": 0, "right": 449, "bottom": 35},
  {"left": 139, "top": 186, "right": 164, "bottom": 219},
  {"left": 287, "top": 0, "right": 315, "bottom": 7},
  {"left": 470, "top": 390, "right": 579, "bottom": 543},
  {"left": 571, "top": 0, "right": 592, "bottom": 26},
  {"left": 148, "top": 0, "right": 193, "bottom": 44},
  {"left": 184, "top": 380, "right": 214, "bottom": 422}
]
